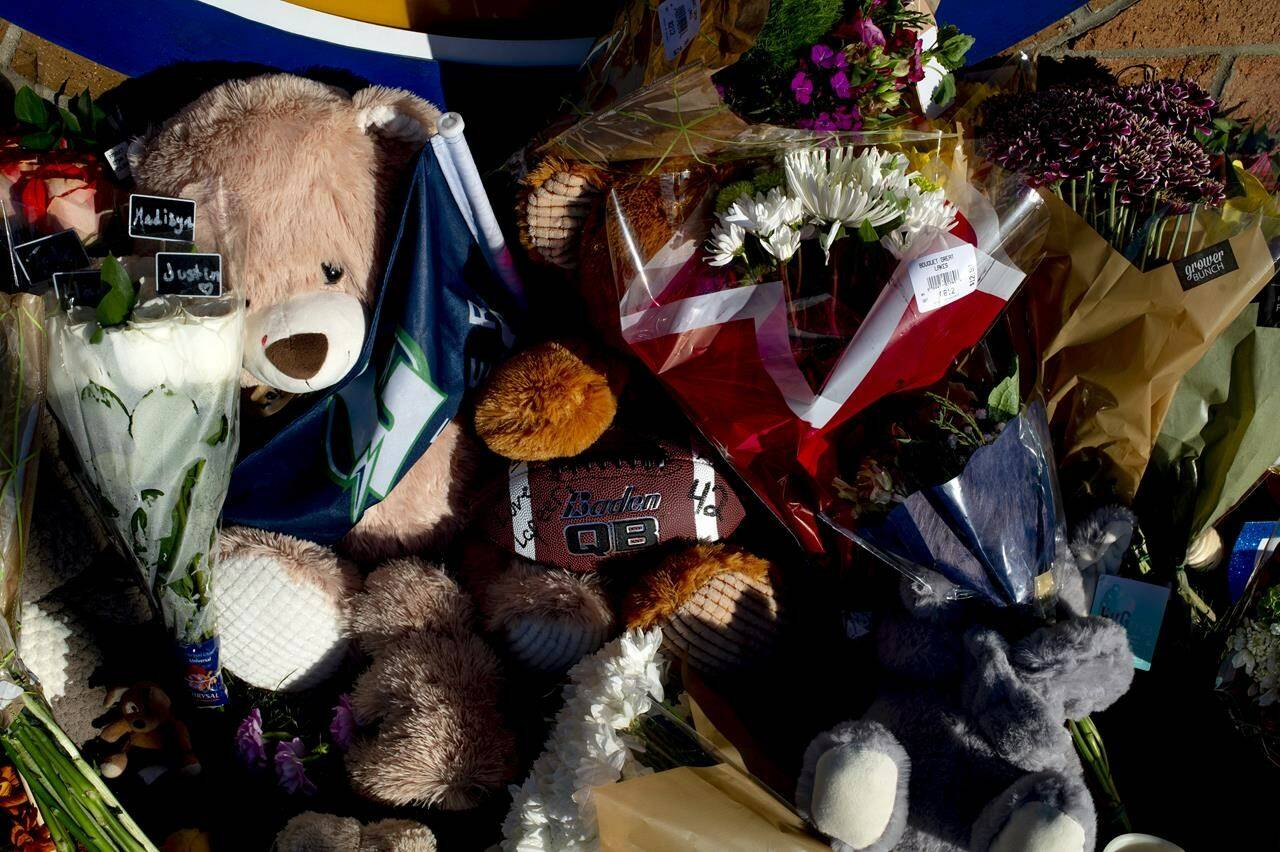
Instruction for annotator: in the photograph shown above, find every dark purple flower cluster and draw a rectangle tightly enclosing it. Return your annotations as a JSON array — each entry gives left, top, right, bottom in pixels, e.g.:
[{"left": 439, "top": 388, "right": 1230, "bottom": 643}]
[
  {"left": 1093, "top": 78, "right": 1216, "bottom": 138},
  {"left": 981, "top": 85, "right": 1224, "bottom": 212}
]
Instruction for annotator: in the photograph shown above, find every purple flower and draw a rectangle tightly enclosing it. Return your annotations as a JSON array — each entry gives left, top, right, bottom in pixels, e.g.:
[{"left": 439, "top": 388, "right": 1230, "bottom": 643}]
[
  {"left": 809, "top": 43, "right": 847, "bottom": 70},
  {"left": 330, "top": 694, "right": 356, "bottom": 751},
  {"left": 846, "top": 12, "right": 886, "bottom": 47},
  {"left": 274, "top": 738, "right": 317, "bottom": 796},
  {"left": 790, "top": 71, "right": 814, "bottom": 105},
  {"left": 235, "top": 708, "right": 267, "bottom": 770},
  {"left": 830, "top": 70, "right": 853, "bottom": 100}
]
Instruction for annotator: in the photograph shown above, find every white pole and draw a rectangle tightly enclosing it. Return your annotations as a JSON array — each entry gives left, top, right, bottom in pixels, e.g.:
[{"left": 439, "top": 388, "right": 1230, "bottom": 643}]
[{"left": 431, "top": 112, "right": 526, "bottom": 308}]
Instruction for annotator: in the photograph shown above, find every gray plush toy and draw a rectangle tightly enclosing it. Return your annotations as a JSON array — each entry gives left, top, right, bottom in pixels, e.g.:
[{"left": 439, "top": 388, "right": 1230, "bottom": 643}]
[{"left": 797, "top": 510, "right": 1137, "bottom": 852}]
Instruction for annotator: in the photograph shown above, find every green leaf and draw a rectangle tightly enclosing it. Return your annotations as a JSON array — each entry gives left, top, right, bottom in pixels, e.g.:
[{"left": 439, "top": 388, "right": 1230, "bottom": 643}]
[
  {"left": 14, "top": 87, "right": 50, "bottom": 128},
  {"left": 19, "top": 131, "right": 57, "bottom": 151},
  {"left": 204, "top": 414, "right": 230, "bottom": 446},
  {"left": 89, "top": 325, "right": 104, "bottom": 344},
  {"left": 58, "top": 107, "right": 80, "bottom": 133},
  {"left": 987, "top": 356, "right": 1021, "bottom": 422},
  {"left": 141, "top": 488, "right": 165, "bottom": 504},
  {"left": 857, "top": 218, "right": 879, "bottom": 242},
  {"left": 95, "top": 256, "right": 137, "bottom": 328},
  {"left": 931, "top": 73, "right": 958, "bottom": 109}
]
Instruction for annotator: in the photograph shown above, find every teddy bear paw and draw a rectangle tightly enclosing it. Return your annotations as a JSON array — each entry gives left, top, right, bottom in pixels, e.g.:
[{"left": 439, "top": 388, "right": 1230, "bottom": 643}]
[{"left": 988, "top": 801, "right": 1086, "bottom": 852}]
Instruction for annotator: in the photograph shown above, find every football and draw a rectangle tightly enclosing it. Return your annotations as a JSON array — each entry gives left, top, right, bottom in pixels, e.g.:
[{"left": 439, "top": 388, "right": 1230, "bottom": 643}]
[{"left": 485, "top": 432, "right": 747, "bottom": 572}]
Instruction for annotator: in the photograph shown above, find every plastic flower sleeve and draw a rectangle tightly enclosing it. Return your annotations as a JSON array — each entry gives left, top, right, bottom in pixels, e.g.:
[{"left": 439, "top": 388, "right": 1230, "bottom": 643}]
[
  {"left": 0, "top": 293, "right": 44, "bottom": 635},
  {"left": 848, "top": 399, "right": 1069, "bottom": 608},
  {"left": 603, "top": 136, "right": 1046, "bottom": 559}
]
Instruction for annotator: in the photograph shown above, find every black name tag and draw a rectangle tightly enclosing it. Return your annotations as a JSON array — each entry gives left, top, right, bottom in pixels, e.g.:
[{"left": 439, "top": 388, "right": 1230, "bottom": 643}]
[
  {"left": 129, "top": 194, "right": 196, "bottom": 242},
  {"left": 1176, "top": 240, "right": 1238, "bottom": 290},
  {"left": 156, "top": 252, "right": 223, "bottom": 296},
  {"left": 13, "top": 229, "right": 91, "bottom": 287},
  {"left": 52, "top": 270, "right": 110, "bottom": 309}
]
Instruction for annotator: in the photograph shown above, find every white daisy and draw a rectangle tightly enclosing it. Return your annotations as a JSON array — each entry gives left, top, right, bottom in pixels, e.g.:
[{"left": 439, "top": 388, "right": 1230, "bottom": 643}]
[
  {"left": 705, "top": 222, "right": 746, "bottom": 267},
  {"left": 762, "top": 226, "right": 803, "bottom": 263},
  {"left": 882, "top": 180, "right": 958, "bottom": 258}
]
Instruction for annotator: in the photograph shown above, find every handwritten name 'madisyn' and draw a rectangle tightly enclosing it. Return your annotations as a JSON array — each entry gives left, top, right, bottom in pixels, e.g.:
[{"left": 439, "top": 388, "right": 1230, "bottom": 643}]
[{"left": 132, "top": 207, "right": 194, "bottom": 235}]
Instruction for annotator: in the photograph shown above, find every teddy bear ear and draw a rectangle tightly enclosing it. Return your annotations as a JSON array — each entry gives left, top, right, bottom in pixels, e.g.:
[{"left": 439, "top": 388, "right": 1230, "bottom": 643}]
[{"left": 353, "top": 87, "right": 441, "bottom": 144}]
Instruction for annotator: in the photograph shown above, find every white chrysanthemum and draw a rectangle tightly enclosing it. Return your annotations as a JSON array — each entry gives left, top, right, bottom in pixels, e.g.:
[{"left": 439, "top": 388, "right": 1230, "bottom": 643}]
[
  {"left": 722, "top": 187, "right": 795, "bottom": 236},
  {"left": 882, "top": 180, "right": 958, "bottom": 258},
  {"left": 705, "top": 222, "right": 746, "bottom": 267},
  {"left": 762, "top": 226, "right": 803, "bottom": 263},
  {"left": 784, "top": 147, "right": 911, "bottom": 229},
  {"left": 503, "top": 629, "right": 666, "bottom": 852}
]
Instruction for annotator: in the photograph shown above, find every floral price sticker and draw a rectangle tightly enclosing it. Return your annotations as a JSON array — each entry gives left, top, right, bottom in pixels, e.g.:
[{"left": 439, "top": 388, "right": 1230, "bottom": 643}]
[
  {"left": 908, "top": 243, "right": 978, "bottom": 312},
  {"left": 657, "top": 0, "right": 700, "bottom": 61}
]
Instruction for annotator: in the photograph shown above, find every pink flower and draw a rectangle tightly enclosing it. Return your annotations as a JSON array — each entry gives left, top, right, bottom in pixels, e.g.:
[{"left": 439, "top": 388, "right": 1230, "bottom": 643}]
[
  {"left": 235, "top": 708, "right": 266, "bottom": 770},
  {"left": 790, "top": 71, "right": 814, "bottom": 105},
  {"left": 831, "top": 70, "right": 853, "bottom": 100},
  {"left": 330, "top": 694, "right": 356, "bottom": 751},
  {"left": 274, "top": 738, "right": 317, "bottom": 796}
]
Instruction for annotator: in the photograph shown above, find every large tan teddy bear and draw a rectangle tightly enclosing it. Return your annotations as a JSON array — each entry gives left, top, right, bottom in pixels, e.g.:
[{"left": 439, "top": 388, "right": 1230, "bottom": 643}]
[{"left": 127, "top": 74, "right": 481, "bottom": 688}]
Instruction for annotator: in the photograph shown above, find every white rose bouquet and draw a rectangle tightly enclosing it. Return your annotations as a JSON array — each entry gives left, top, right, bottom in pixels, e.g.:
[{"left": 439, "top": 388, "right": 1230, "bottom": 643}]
[{"left": 46, "top": 257, "right": 243, "bottom": 706}]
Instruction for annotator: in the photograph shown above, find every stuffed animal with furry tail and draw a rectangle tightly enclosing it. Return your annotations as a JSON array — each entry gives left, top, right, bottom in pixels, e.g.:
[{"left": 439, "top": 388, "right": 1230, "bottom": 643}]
[
  {"left": 796, "top": 507, "right": 1137, "bottom": 852},
  {"left": 345, "top": 558, "right": 515, "bottom": 810}
]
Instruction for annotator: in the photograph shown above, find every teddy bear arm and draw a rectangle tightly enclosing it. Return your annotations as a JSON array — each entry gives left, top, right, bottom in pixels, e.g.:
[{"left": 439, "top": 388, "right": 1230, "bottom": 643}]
[
  {"left": 98, "top": 718, "right": 133, "bottom": 744},
  {"left": 339, "top": 422, "right": 478, "bottom": 563}
]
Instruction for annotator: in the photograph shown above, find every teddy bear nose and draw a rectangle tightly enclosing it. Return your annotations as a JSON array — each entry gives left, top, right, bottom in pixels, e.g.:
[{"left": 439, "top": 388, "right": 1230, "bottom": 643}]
[{"left": 265, "top": 333, "right": 330, "bottom": 381}]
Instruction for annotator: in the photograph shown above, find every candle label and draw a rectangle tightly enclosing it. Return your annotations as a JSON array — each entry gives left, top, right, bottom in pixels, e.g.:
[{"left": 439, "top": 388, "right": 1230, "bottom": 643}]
[
  {"left": 129, "top": 194, "right": 196, "bottom": 242},
  {"left": 179, "top": 636, "right": 229, "bottom": 708},
  {"left": 156, "top": 252, "right": 222, "bottom": 297}
]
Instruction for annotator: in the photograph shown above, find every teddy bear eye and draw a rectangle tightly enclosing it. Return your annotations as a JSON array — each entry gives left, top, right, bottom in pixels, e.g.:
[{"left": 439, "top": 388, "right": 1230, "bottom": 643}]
[{"left": 321, "top": 262, "right": 344, "bottom": 285}]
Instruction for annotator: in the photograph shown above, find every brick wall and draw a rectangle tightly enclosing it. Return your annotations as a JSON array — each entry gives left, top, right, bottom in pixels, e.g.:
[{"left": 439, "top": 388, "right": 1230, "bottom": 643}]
[
  {"left": 0, "top": 3, "right": 1278, "bottom": 122},
  {"left": 1017, "top": 0, "right": 1280, "bottom": 122}
]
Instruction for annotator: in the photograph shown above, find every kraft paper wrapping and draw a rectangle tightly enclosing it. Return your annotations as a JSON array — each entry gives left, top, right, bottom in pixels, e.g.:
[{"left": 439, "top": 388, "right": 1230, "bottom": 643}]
[
  {"left": 595, "top": 764, "right": 827, "bottom": 851},
  {"left": 1015, "top": 192, "right": 1275, "bottom": 503},
  {"left": 0, "top": 293, "right": 45, "bottom": 636},
  {"left": 595, "top": 684, "right": 825, "bottom": 851}
]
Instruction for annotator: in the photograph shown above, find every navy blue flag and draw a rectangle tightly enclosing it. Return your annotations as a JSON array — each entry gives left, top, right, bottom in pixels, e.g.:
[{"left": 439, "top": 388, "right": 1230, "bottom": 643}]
[{"left": 223, "top": 144, "right": 512, "bottom": 544}]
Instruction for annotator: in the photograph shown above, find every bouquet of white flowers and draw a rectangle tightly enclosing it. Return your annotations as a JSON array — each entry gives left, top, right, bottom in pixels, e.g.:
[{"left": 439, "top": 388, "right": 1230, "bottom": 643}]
[{"left": 46, "top": 258, "right": 243, "bottom": 706}]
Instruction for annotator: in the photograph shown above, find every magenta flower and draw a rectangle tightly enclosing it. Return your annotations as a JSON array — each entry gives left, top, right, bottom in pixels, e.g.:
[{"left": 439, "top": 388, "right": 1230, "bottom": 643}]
[
  {"left": 274, "top": 738, "right": 317, "bottom": 796},
  {"left": 907, "top": 39, "right": 926, "bottom": 84},
  {"left": 847, "top": 12, "right": 886, "bottom": 47},
  {"left": 810, "top": 43, "right": 847, "bottom": 70},
  {"left": 235, "top": 708, "right": 267, "bottom": 770},
  {"left": 330, "top": 694, "right": 356, "bottom": 751},
  {"left": 830, "top": 70, "right": 853, "bottom": 100},
  {"left": 790, "top": 71, "right": 814, "bottom": 105}
]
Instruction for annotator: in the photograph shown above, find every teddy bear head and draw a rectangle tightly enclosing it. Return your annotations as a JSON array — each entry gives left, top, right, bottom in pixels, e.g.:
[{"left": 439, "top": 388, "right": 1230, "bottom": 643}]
[
  {"left": 130, "top": 73, "right": 439, "bottom": 395},
  {"left": 116, "top": 683, "right": 172, "bottom": 734}
]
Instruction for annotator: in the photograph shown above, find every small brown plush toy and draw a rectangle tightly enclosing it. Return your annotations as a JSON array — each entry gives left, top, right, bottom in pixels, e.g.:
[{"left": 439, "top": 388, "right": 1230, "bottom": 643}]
[{"left": 94, "top": 683, "right": 199, "bottom": 782}]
